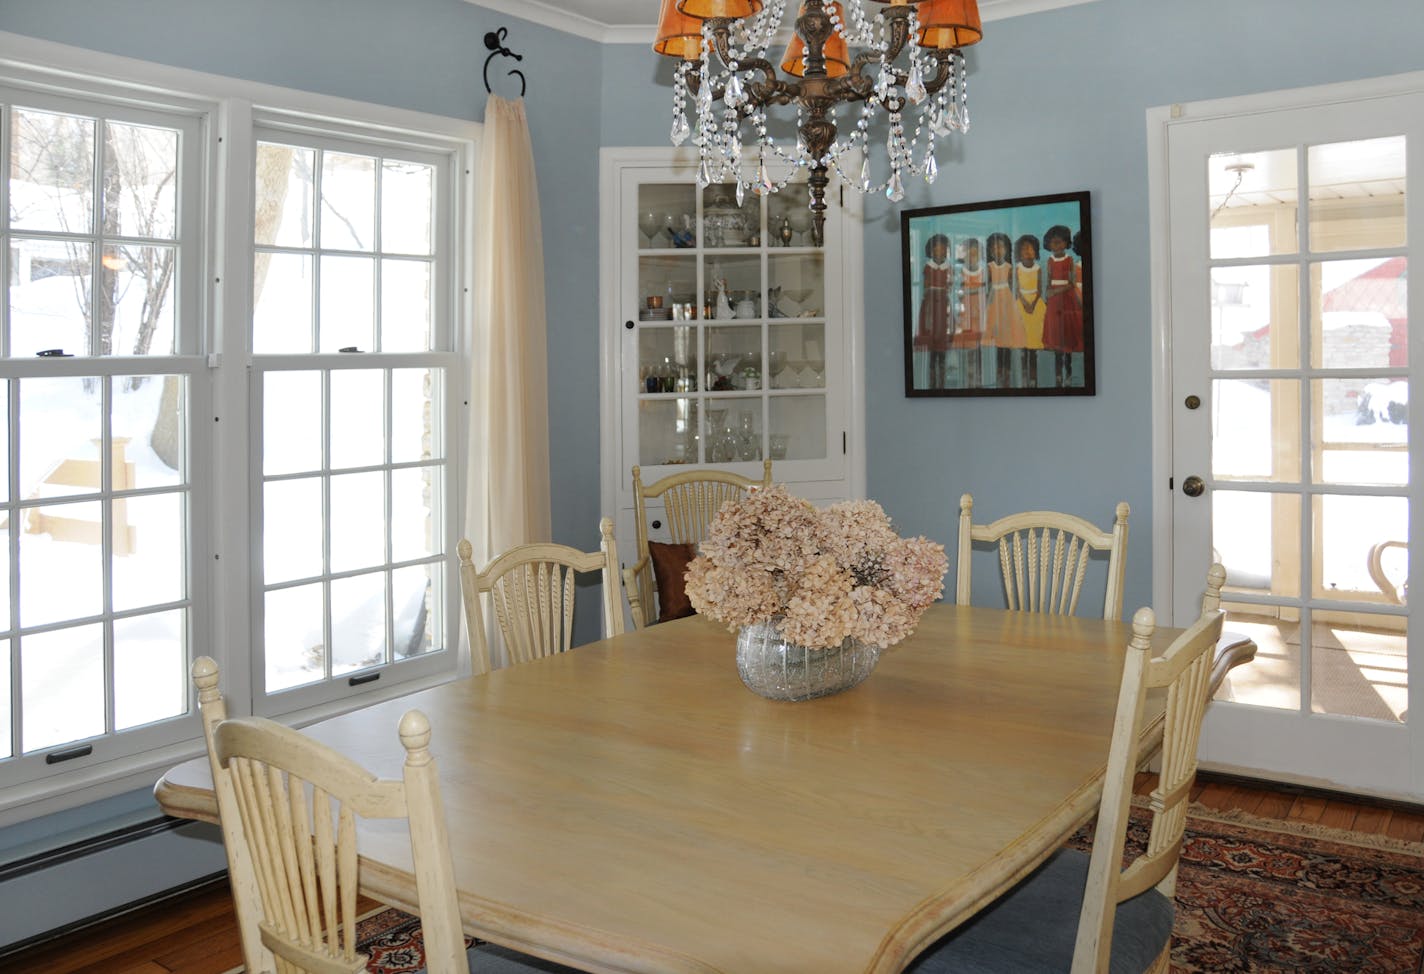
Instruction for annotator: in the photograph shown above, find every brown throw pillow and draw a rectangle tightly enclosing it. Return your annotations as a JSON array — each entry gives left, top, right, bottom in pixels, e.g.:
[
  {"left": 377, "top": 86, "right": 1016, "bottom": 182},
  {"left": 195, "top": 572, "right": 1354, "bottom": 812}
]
[{"left": 649, "top": 541, "right": 698, "bottom": 623}]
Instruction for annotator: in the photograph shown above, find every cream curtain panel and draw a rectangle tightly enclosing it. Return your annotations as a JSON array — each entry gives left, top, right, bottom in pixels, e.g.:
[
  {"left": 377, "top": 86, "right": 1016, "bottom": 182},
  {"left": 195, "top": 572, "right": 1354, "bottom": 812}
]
[{"left": 465, "top": 94, "right": 552, "bottom": 669}]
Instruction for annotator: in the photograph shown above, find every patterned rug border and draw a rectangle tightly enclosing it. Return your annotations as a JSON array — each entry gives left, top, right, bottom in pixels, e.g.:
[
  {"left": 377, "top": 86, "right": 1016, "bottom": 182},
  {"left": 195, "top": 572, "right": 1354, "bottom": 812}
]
[
  {"left": 1130, "top": 794, "right": 1424, "bottom": 857},
  {"left": 217, "top": 905, "right": 395, "bottom": 974}
]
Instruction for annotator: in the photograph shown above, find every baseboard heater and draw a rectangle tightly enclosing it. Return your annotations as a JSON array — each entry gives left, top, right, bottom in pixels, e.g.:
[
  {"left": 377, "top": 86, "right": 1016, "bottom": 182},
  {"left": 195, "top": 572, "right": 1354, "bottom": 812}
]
[{"left": 0, "top": 814, "right": 229, "bottom": 953}]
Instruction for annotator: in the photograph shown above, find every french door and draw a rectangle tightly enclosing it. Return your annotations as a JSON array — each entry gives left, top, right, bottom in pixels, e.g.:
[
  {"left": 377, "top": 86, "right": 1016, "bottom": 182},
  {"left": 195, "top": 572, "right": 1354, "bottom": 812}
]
[{"left": 1162, "top": 78, "right": 1423, "bottom": 798}]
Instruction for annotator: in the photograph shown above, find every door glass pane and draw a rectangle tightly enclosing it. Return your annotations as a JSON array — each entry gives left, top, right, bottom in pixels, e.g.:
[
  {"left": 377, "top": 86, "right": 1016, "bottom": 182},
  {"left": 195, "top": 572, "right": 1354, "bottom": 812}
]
[
  {"left": 1213, "top": 490, "right": 1301, "bottom": 598},
  {"left": 19, "top": 377, "right": 101, "bottom": 500},
  {"left": 637, "top": 183, "right": 697, "bottom": 250},
  {"left": 1211, "top": 265, "right": 1299, "bottom": 370},
  {"left": 329, "top": 369, "right": 384, "bottom": 469},
  {"left": 380, "top": 258, "right": 431, "bottom": 352},
  {"left": 1314, "top": 494, "right": 1407, "bottom": 601},
  {"left": 331, "top": 572, "right": 386, "bottom": 675},
  {"left": 638, "top": 398, "right": 697, "bottom": 466},
  {"left": 393, "top": 564, "right": 435, "bottom": 659},
  {"left": 1208, "top": 148, "right": 1298, "bottom": 259},
  {"left": 20, "top": 501, "right": 103, "bottom": 626},
  {"left": 264, "top": 478, "right": 323, "bottom": 584},
  {"left": 704, "top": 326, "right": 761, "bottom": 392},
  {"left": 1308, "top": 137, "right": 1406, "bottom": 253},
  {"left": 380, "top": 160, "right": 433, "bottom": 255},
  {"left": 253, "top": 253, "right": 313, "bottom": 354},
  {"left": 318, "top": 255, "right": 374, "bottom": 352},
  {"left": 1310, "top": 610, "right": 1406, "bottom": 723},
  {"left": 264, "top": 371, "right": 322, "bottom": 475},
  {"left": 639, "top": 254, "right": 698, "bottom": 319},
  {"left": 102, "top": 121, "right": 178, "bottom": 241},
  {"left": 707, "top": 401, "right": 762, "bottom": 462},
  {"left": 1314, "top": 379, "right": 1407, "bottom": 486},
  {"left": 1211, "top": 379, "right": 1301, "bottom": 482},
  {"left": 1311, "top": 259, "right": 1406, "bottom": 369},
  {"left": 265, "top": 582, "right": 324, "bottom": 692},
  {"left": 10, "top": 238, "right": 93, "bottom": 358},
  {"left": 1212, "top": 602, "right": 1300, "bottom": 712},
  {"left": 113, "top": 492, "right": 185, "bottom": 611},
  {"left": 769, "top": 253, "right": 824, "bottom": 318},
  {"left": 102, "top": 245, "right": 175, "bottom": 356},
  {"left": 639, "top": 325, "right": 698, "bottom": 394},
  {"left": 391, "top": 467, "right": 436, "bottom": 563},
  {"left": 769, "top": 322, "right": 825, "bottom": 389},
  {"left": 22, "top": 624, "right": 104, "bottom": 751},
  {"left": 329, "top": 471, "right": 384, "bottom": 572},
  {"left": 255, "top": 143, "right": 315, "bottom": 248},
  {"left": 114, "top": 609, "right": 185, "bottom": 730},
  {"left": 10, "top": 108, "right": 95, "bottom": 234},
  {"left": 116, "top": 375, "right": 183, "bottom": 489},
  {"left": 768, "top": 395, "right": 826, "bottom": 461},
  {"left": 320, "top": 152, "right": 375, "bottom": 252}
]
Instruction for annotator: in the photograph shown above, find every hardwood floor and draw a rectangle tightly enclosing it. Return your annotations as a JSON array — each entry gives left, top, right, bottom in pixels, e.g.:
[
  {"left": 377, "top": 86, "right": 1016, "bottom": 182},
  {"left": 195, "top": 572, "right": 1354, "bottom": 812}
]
[{"left": 6, "top": 773, "right": 1423, "bottom": 974}]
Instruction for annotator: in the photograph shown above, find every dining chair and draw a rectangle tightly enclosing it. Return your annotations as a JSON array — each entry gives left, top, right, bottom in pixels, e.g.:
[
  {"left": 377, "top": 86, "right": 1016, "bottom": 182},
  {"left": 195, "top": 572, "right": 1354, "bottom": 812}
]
[
  {"left": 957, "top": 492, "right": 1130, "bottom": 620},
  {"left": 191, "top": 658, "right": 582, "bottom": 974},
  {"left": 1199, "top": 562, "right": 1258, "bottom": 699},
  {"left": 458, "top": 517, "right": 622, "bottom": 675},
  {"left": 623, "top": 460, "right": 773, "bottom": 629},
  {"left": 905, "top": 565, "right": 1228, "bottom": 974}
]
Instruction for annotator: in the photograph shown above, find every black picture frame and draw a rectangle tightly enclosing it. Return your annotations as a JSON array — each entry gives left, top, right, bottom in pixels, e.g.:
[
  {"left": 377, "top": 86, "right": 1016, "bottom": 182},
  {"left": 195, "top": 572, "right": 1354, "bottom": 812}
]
[{"left": 902, "top": 191, "right": 1095, "bottom": 397}]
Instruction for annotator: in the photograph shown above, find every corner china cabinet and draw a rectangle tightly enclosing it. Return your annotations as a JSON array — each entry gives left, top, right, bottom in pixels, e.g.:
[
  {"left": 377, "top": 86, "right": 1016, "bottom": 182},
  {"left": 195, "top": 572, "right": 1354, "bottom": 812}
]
[{"left": 599, "top": 147, "right": 865, "bottom": 564}]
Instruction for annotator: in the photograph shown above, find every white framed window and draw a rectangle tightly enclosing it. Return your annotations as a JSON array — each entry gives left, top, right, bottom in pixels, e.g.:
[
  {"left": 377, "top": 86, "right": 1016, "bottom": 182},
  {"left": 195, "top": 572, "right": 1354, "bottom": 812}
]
[
  {"left": 0, "top": 36, "right": 476, "bottom": 814},
  {"left": 250, "top": 125, "right": 461, "bottom": 713},
  {"left": 1, "top": 86, "right": 210, "bottom": 788}
]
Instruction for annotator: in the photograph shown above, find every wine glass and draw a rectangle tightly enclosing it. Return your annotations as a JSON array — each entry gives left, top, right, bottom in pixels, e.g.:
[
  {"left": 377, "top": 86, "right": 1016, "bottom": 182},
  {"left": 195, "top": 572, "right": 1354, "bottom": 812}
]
[
  {"left": 768, "top": 350, "right": 788, "bottom": 388},
  {"left": 786, "top": 208, "right": 812, "bottom": 246},
  {"left": 638, "top": 210, "right": 661, "bottom": 247}
]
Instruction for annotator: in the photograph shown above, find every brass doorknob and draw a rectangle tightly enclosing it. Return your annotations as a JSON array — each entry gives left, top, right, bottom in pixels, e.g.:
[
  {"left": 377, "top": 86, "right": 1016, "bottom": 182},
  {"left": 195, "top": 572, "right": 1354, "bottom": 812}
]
[{"left": 1181, "top": 475, "right": 1205, "bottom": 498}]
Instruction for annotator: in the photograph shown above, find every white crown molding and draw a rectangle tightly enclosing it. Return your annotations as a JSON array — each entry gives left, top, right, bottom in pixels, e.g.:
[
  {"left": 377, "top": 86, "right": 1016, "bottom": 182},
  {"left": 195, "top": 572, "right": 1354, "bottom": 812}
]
[
  {"left": 463, "top": 0, "right": 1101, "bottom": 44},
  {"left": 460, "top": 0, "right": 618, "bottom": 43}
]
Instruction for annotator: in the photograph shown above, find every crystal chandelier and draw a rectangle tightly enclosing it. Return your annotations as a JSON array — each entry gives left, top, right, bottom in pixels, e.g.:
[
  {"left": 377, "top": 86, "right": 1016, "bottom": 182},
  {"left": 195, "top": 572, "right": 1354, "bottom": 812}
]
[{"left": 653, "top": 0, "right": 983, "bottom": 244}]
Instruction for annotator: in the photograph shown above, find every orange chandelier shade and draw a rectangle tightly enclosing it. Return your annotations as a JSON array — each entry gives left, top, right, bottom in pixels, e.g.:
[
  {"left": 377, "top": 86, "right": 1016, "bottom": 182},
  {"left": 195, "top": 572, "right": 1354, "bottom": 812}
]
[
  {"left": 916, "top": 0, "right": 982, "bottom": 49},
  {"left": 654, "top": 0, "right": 705, "bottom": 59},
  {"left": 675, "top": 0, "right": 764, "bottom": 19},
  {"left": 781, "top": 3, "right": 850, "bottom": 78}
]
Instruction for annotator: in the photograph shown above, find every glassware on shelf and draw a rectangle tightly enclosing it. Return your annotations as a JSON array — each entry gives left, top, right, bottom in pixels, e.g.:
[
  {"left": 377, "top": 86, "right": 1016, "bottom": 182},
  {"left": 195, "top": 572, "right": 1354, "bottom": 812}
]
[
  {"left": 786, "top": 208, "right": 812, "bottom": 246},
  {"left": 769, "top": 434, "right": 790, "bottom": 460},
  {"left": 638, "top": 210, "right": 661, "bottom": 247}
]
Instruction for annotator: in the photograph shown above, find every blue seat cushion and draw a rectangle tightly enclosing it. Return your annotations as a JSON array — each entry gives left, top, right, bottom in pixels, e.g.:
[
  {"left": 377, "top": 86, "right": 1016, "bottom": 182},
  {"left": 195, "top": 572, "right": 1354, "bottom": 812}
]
[{"left": 903, "top": 848, "right": 1174, "bottom": 974}]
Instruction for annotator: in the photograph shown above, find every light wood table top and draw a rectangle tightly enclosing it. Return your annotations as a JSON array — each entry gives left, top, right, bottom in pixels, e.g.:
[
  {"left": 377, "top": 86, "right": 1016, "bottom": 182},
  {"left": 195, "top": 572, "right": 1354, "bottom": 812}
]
[{"left": 155, "top": 605, "right": 1180, "bottom": 974}]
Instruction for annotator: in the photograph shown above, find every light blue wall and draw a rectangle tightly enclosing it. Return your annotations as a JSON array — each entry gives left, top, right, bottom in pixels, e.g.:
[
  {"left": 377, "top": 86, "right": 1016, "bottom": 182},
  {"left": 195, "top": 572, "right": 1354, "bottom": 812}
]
[
  {"left": 0, "top": 0, "right": 604, "bottom": 942},
  {"left": 603, "top": 0, "right": 1424, "bottom": 613}
]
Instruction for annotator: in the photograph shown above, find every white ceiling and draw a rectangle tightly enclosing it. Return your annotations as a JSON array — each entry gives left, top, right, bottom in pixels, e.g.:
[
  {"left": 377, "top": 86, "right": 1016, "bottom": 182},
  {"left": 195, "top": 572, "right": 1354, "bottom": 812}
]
[{"left": 462, "top": 0, "right": 1100, "bottom": 44}]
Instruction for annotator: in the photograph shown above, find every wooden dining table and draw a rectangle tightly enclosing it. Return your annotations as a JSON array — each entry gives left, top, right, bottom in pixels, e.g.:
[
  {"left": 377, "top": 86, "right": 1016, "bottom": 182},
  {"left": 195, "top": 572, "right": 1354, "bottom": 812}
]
[{"left": 154, "top": 604, "right": 1187, "bottom": 974}]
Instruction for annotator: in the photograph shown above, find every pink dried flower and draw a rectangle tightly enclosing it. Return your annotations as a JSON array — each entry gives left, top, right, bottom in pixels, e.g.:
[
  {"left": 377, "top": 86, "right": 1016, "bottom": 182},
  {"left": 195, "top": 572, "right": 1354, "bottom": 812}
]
[{"left": 686, "top": 485, "right": 948, "bottom": 650}]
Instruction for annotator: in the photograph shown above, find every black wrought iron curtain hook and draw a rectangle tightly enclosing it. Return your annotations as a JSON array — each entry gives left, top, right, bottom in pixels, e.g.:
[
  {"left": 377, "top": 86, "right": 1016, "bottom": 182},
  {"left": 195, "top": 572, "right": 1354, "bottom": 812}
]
[{"left": 483, "top": 28, "right": 527, "bottom": 97}]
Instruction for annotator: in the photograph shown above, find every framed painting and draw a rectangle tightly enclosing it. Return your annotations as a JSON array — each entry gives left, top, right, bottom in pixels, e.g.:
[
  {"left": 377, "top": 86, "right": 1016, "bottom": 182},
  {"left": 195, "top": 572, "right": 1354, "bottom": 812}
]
[{"left": 901, "top": 191, "right": 1094, "bottom": 397}]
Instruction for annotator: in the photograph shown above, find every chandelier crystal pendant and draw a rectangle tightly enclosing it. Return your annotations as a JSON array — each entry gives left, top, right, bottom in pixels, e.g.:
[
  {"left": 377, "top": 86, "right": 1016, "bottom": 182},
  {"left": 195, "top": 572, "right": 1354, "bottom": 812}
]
[{"left": 653, "top": 0, "right": 982, "bottom": 245}]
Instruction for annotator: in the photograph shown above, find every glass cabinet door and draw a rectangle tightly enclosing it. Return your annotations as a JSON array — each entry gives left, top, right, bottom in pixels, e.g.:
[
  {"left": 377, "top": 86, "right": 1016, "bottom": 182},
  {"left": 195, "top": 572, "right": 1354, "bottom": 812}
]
[{"left": 625, "top": 169, "right": 842, "bottom": 482}]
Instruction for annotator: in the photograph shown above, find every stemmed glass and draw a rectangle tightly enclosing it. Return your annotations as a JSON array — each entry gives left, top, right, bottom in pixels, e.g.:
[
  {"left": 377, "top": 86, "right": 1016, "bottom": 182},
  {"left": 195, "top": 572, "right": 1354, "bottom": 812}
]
[
  {"left": 637, "top": 210, "right": 661, "bottom": 247},
  {"left": 786, "top": 209, "right": 812, "bottom": 246}
]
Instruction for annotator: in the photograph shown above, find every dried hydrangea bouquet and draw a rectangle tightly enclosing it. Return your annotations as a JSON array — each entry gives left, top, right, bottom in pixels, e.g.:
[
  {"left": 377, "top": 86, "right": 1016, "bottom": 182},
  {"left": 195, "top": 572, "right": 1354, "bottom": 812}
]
[{"left": 684, "top": 485, "right": 947, "bottom": 701}]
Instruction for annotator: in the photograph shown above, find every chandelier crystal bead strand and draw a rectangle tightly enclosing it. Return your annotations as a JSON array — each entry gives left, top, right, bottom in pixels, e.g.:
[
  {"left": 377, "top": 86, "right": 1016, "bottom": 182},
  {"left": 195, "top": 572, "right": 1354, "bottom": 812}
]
[{"left": 654, "top": 0, "right": 982, "bottom": 244}]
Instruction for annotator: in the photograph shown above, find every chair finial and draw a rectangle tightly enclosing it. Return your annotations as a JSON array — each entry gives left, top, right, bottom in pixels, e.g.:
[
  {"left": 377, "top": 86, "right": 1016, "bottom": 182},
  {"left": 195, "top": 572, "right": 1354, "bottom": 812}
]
[
  {"left": 192, "top": 656, "right": 220, "bottom": 698},
  {"left": 1114, "top": 501, "right": 1130, "bottom": 525},
  {"left": 1130, "top": 606, "right": 1156, "bottom": 651},
  {"left": 399, "top": 709, "right": 434, "bottom": 764},
  {"left": 457, "top": 538, "right": 473, "bottom": 562},
  {"left": 1206, "top": 562, "right": 1226, "bottom": 598},
  {"left": 960, "top": 493, "right": 973, "bottom": 514}
]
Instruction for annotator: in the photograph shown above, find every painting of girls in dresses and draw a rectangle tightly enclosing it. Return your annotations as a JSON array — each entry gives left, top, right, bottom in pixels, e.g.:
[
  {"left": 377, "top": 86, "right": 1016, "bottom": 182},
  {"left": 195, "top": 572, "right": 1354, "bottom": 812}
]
[{"left": 901, "top": 191, "right": 1094, "bottom": 396}]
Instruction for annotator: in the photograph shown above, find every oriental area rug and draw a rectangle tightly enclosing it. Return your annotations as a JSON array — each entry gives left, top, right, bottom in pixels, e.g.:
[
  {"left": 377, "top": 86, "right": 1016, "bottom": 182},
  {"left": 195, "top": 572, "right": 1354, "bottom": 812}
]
[{"left": 322, "top": 802, "right": 1424, "bottom": 974}]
